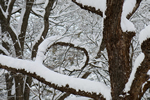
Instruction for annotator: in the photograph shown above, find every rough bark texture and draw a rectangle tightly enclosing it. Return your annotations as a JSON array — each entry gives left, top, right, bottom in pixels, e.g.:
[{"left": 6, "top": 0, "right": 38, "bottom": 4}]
[
  {"left": 104, "top": 0, "right": 134, "bottom": 99},
  {"left": 57, "top": 72, "right": 91, "bottom": 100}
]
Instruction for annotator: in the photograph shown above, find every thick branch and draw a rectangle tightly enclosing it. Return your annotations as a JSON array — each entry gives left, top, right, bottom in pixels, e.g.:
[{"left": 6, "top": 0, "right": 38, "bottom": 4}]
[
  {"left": 0, "top": 55, "right": 110, "bottom": 100},
  {"left": 125, "top": 39, "right": 150, "bottom": 100},
  {"left": 57, "top": 72, "right": 91, "bottom": 100}
]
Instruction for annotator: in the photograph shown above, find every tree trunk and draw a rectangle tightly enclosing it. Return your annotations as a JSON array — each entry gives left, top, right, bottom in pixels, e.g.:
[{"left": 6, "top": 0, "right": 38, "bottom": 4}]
[{"left": 103, "top": 0, "right": 134, "bottom": 99}]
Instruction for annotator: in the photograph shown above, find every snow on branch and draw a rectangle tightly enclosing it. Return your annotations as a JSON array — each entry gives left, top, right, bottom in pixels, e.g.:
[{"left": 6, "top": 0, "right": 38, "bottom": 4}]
[
  {"left": 0, "top": 45, "right": 10, "bottom": 55},
  {"left": 139, "top": 25, "right": 150, "bottom": 45},
  {"left": 121, "top": 0, "right": 136, "bottom": 32},
  {"left": 0, "top": 55, "right": 111, "bottom": 100},
  {"left": 124, "top": 53, "right": 145, "bottom": 93},
  {"left": 35, "top": 36, "right": 62, "bottom": 63},
  {"left": 72, "top": 0, "right": 106, "bottom": 17}
]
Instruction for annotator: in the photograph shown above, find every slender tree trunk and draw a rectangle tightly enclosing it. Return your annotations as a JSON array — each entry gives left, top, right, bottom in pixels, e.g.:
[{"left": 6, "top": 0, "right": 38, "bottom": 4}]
[
  {"left": 15, "top": 74, "right": 24, "bottom": 100},
  {"left": 5, "top": 73, "right": 15, "bottom": 100}
]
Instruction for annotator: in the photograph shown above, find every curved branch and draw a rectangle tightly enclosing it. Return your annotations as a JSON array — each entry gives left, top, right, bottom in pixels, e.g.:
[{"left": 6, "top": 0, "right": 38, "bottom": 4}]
[
  {"left": 124, "top": 39, "right": 150, "bottom": 100},
  {"left": 6, "top": 0, "right": 16, "bottom": 22},
  {"left": 32, "top": 0, "right": 56, "bottom": 59},
  {"left": 51, "top": 42, "right": 89, "bottom": 70},
  {"left": 0, "top": 55, "right": 111, "bottom": 100}
]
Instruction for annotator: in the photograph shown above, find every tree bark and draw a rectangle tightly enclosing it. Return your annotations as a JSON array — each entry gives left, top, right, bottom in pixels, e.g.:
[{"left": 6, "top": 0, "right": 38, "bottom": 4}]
[{"left": 104, "top": 0, "right": 134, "bottom": 99}]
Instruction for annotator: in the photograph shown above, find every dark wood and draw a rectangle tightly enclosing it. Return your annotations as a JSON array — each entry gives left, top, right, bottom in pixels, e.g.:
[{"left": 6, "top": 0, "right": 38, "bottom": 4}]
[{"left": 103, "top": 0, "right": 134, "bottom": 99}]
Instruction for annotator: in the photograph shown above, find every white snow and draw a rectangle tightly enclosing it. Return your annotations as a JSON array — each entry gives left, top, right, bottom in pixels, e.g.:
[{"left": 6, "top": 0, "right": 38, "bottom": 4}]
[
  {"left": 75, "top": 0, "right": 106, "bottom": 14},
  {"left": 0, "top": 45, "right": 10, "bottom": 55},
  {"left": 35, "top": 36, "right": 62, "bottom": 63},
  {"left": 0, "top": 55, "right": 111, "bottom": 100},
  {"left": 121, "top": 0, "right": 136, "bottom": 32},
  {"left": 139, "top": 25, "right": 150, "bottom": 45},
  {"left": 124, "top": 53, "right": 145, "bottom": 93},
  {"left": 44, "top": 0, "right": 49, "bottom": 8},
  {"left": 35, "top": 0, "right": 45, "bottom": 4},
  {"left": 36, "top": 35, "right": 86, "bottom": 63},
  {"left": 65, "top": 95, "right": 92, "bottom": 100},
  {"left": 147, "top": 70, "right": 150, "bottom": 75},
  {"left": 121, "top": 17, "right": 135, "bottom": 32}
]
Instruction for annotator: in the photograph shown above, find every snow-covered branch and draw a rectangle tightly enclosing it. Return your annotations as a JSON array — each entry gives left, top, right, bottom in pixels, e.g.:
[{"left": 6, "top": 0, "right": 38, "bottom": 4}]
[
  {"left": 0, "top": 55, "right": 111, "bottom": 100},
  {"left": 72, "top": 0, "right": 106, "bottom": 17},
  {"left": 122, "top": 25, "right": 150, "bottom": 99},
  {"left": 18, "top": 0, "right": 34, "bottom": 50},
  {"left": 139, "top": 25, "right": 150, "bottom": 45},
  {"left": 124, "top": 53, "right": 145, "bottom": 93},
  {"left": 0, "top": 45, "right": 10, "bottom": 55},
  {"left": 121, "top": 0, "right": 136, "bottom": 32}
]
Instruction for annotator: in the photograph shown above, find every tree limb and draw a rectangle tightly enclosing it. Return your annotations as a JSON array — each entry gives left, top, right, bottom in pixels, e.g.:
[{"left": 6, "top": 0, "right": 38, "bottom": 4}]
[
  {"left": 0, "top": 55, "right": 110, "bottom": 100},
  {"left": 124, "top": 39, "right": 150, "bottom": 100},
  {"left": 72, "top": 0, "right": 103, "bottom": 17},
  {"left": 126, "top": 0, "right": 143, "bottom": 19},
  {"left": 32, "top": 0, "right": 56, "bottom": 58},
  {"left": 6, "top": 0, "right": 16, "bottom": 23},
  {"left": 18, "top": 0, "right": 34, "bottom": 54}
]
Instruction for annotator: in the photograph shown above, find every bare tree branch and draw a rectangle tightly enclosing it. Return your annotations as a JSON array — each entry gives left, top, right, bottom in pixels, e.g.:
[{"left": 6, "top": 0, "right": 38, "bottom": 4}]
[
  {"left": 6, "top": 0, "right": 16, "bottom": 23},
  {"left": 72, "top": 0, "right": 103, "bottom": 17},
  {"left": 0, "top": 59, "right": 108, "bottom": 100},
  {"left": 18, "top": 0, "right": 34, "bottom": 54},
  {"left": 32, "top": 0, "right": 56, "bottom": 58}
]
